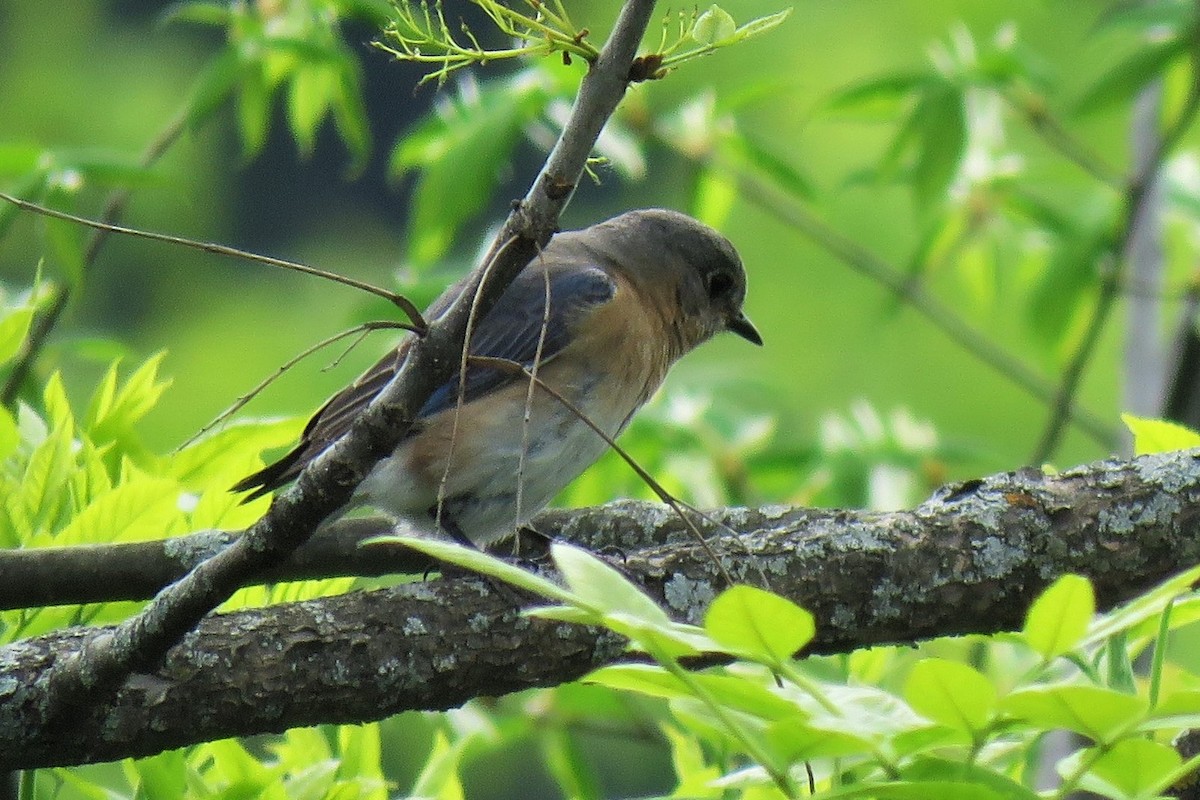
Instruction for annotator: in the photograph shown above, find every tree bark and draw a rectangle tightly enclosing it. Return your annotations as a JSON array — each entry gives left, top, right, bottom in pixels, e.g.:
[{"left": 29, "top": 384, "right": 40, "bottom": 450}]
[{"left": 4, "top": 448, "right": 1200, "bottom": 769}]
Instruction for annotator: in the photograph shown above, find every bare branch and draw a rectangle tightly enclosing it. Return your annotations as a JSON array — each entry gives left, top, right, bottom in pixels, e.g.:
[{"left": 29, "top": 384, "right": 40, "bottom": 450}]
[
  {"left": 0, "top": 519, "right": 424, "bottom": 610},
  {"left": 0, "top": 192, "right": 425, "bottom": 328}
]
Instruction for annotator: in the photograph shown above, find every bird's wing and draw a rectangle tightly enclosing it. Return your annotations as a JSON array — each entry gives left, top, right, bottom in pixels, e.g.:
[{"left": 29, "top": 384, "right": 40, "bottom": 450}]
[{"left": 232, "top": 265, "right": 616, "bottom": 498}]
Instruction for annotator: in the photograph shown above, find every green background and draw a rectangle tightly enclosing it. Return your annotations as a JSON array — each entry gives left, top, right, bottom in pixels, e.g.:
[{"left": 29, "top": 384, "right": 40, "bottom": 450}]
[{"left": 0, "top": 0, "right": 1136, "bottom": 489}]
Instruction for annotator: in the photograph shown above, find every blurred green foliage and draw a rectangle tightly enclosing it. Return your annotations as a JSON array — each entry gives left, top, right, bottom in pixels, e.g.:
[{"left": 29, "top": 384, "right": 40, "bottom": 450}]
[
  {"left": 4, "top": 0, "right": 1200, "bottom": 797},
  {"left": 0, "top": 0, "right": 1164, "bottom": 476}
]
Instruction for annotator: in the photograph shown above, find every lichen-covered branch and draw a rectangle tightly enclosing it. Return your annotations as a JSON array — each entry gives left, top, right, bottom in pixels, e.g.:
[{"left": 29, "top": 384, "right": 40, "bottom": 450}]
[
  {"left": 0, "top": 519, "right": 424, "bottom": 611},
  {"left": 4, "top": 448, "right": 1200, "bottom": 770}
]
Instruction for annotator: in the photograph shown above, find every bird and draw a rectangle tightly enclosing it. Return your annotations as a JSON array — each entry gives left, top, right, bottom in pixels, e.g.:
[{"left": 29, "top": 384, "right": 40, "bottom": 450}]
[{"left": 233, "top": 208, "right": 762, "bottom": 548}]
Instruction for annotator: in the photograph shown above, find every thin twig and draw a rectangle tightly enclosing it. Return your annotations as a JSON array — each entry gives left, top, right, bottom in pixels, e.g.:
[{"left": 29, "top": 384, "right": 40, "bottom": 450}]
[
  {"left": 433, "top": 235, "right": 522, "bottom": 537},
  {"left": 1006, "top": 86, "right": 1124, "bottom": 188},
  {"left": 179, "top": 320, "right": 416, "bottom": 451},
  {"left": 0, "top": 192, "right": 426, "bottom": 330},
  {"left": 1030, "top": 76, "right": 1200, "bottom": 463},
  {"left": 514, "top": 263, "right": 553, "bottom": 536},
  {"left": 1, "top": 108, "right": 191, "bottom": 405}
]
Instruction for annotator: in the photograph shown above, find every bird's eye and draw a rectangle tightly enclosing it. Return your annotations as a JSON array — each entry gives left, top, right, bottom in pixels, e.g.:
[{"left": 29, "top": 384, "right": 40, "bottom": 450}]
[{"left": 706, "top": 272, "right": 735, "bottom": 301}]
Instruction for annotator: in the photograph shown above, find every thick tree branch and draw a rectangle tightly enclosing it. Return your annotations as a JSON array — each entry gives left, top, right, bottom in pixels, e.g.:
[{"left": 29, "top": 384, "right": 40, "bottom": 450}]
[
  {"left": 33, "top": 0, "right": 658, "bottom": 731},
  {"left": 0, "top": 519, "right": 422, "bottom": 610},
  {"left": 5, "top": 448, "right": 1200, "bottom": 770}
]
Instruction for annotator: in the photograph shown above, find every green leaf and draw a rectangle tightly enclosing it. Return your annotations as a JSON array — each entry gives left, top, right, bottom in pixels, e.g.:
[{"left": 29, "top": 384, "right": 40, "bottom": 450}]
[
  {"left": 799, "top": 781, "right": 1005, "bottom": 799},
  {"left": 49, "top": 768, "right": 118, "bottom": 800},
  {"left": 663, "top": 724, "right": 723, "bottom": 798},
  {"left": 1141, "top": 689, "right": 1200, "bottom": 730},
  {"left": 282, "top": 761, "right": 340, "bottom": 800},
  {"left": 899, "top": 757, "right": 1041, "bottom": 800},
  {"left": 409, "top": 731, "right": 465, "bottom": 800},
  {"left": 528, "top": 605, "right": 602, "bottom": 626},
  {"left": 541, "top": 728, "right": 601, "bottom": 800},
  {"left": 54, "top": 477, "right": 183, "bottom": 546},
  {"left": 1023, "top": 573, "right": 1095, "bottom": 660},
  {"left": 523, "top": 546, "right": 716, "bottom": 657},
  {"left": 703, "top": 584, "right": 814, "bottom": 664},
  {"left": 691, "top": 167, "right": 737, "bottom": 229},
  {"left": 161, "top": 1, "right": 232, "bottom": 27},
  {"left": 331, "top": 70, "right": 372, "bottom": 174},
  {"left": 1001, "top": 684, "right": 1146, "bottom": 742},
  {"left": 732, "top": 8, "right": 793, "bottom": 43},
  {"left": 288, "top": 64, "right": 336, "bottom": 157},
  {"left": 185, "top": 47, "right": 247, "bottom": 129},
  {"left": 43, "top": 369, "right": 73, "bottom": 431},
  {"left": 125, "top": 750, "right": 188, "bottom": 800},
  {"left": 335, "top": 723, "right": 385, "bottom": 792},
  {"left": 910, "top": 85, "right": 967, "bottom": 209},
  {"left": 586, "top": 663, "right": 798, "bottom": 720},
  {"left": 238, "top": 67, "right": 272, "bottom": 159},
  {"left": 83, "top": 353, "right": 171, "bottom": 447},
  {"left": 1094, "top": 0, "right": 1196, "bottom": 34},
  {"left": 0, "top": 407, "right": 17, "bottom": 462},
  {"left": 43, "top": 188, "right": 86, "bottom": 287},
  {"left": 390, "top": 75, "right": 547, "bottom": 266},
  {"left": 56, "top": 149, "right": 163, "bottom": 187},
  {"left": 1121, "top": 413, "right": 1200, "bottom": 455},
  {"left": 167, "top": 418, "right": 302, "bottom": 488},
  {"left": 805, "top": 684, "right": 935, "bottom": 743},
  {"left": 1083, "top": 563, "right": 1200, "bottom": 646},
  {"left": 1062, "top": 739, "right": 1181, "bottom": 800},
  {"left": 552, "top": 542, "right": 671, "bottom": 624},
  {"left": 692, "top": 5, "right": 737, "bottom": 45},
  {"left": 1076, "top": 37, "right": 1188, "bottom": 114},
  {"left": 194, "top": 738, "right": 273, "bottom": 789},
  {"left": 826, "top": 72, "right": 931, "bottom": 120},
  {"left": 719, "top": 130, "right": 814, "bottom": 201},
  {"left": 19, "top": 380, "right": 77, "bottom": 532},
  {"left": 0, "top": 306, "right": 33, "bottom": 366},
  {"left": 904, "top": 658, "right": 996, "bottom": 733},
  {"left": 1105, "top": 631, "right": 1137, "bottom": 695},
  {"left": 370, "top": 535, "right": 573, "bottom": 603},
  {"left": 762, "top": 715, "right": 874, "bottom": 762}
]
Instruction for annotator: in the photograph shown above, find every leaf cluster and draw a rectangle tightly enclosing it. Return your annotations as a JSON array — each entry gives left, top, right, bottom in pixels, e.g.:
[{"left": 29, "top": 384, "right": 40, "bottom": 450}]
[{"left": 397, "top": 535, "right": 1200, "bottom": 799}]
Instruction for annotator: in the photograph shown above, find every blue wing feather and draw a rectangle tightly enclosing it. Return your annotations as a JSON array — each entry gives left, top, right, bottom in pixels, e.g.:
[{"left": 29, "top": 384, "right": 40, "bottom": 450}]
[
  {"left": 232, "top": 264, "right": 615, "bottom": 498},
  {"left": 419, "top": 266, "right": 615, "bottom": 416}
]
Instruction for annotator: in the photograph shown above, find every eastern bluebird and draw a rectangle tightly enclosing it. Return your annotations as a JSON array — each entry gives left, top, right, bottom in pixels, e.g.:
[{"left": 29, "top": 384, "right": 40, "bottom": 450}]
[{"left": 233, "top": 208, "right": 761, "bottom": 547}]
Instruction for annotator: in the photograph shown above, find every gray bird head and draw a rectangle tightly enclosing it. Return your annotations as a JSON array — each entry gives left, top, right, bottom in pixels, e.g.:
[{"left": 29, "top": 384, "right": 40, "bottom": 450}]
[{"left": 578, "top": 208, "right": 762, "bottom": 353}]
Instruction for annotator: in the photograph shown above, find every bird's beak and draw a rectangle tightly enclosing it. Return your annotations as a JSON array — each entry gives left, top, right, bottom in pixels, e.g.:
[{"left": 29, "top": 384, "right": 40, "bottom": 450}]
[{"left": 727, "top": 312, "right": 763, "bottom": 346}]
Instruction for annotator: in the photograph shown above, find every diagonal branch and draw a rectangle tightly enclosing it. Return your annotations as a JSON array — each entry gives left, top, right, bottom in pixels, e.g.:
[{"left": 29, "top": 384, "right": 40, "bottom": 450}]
[
  {"left": 1030, "top": 67, "right": 1200, "bottom": 464},
  {"left": 4, "top": 447, "right": 1200, "bottom": 769},
  {"left": 31, "top": 0, "right": 659, "bottom": 736}
]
